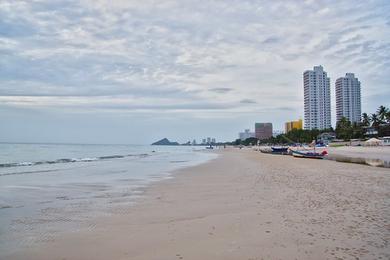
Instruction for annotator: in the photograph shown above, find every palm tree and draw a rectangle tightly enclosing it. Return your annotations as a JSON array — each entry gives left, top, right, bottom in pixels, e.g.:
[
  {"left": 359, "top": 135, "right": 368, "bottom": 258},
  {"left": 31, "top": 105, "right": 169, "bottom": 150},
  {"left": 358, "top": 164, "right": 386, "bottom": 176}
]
[
  {"left": 361, "top": 112, "right": 370, "bottom": 126},
  {"left": 377, "top": 105, "right": 388, "bottom": 123},
  {"left": 386, "top": 111, "right": 390, "bottom": 123},
  {"left": 371, "top": 113, "right": 380, "bottom": 128}
]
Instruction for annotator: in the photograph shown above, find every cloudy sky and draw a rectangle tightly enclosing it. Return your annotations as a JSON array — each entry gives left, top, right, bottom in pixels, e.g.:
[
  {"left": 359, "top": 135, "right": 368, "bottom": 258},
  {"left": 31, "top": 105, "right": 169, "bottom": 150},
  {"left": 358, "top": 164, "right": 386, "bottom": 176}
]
[{"left": 0, "top": 0, "right": 389, "bottom": 144}]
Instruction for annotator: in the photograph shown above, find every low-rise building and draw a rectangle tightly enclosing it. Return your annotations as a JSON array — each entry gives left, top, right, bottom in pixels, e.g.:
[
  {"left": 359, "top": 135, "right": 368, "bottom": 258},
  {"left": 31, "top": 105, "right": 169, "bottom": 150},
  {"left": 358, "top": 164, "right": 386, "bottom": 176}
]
[
  {"left": 382, "top": 136, "right": 390, "bottom": 146},
  {"left": 317, "top": 132, "right": 336, "bottom": 145}
]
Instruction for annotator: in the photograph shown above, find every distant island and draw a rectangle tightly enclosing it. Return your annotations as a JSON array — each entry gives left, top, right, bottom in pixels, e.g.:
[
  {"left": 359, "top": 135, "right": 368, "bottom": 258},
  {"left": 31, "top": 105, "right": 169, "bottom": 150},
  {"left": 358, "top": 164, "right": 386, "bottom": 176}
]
[{"left": 151, "top": 138, "right": 179, "bottom": 146}]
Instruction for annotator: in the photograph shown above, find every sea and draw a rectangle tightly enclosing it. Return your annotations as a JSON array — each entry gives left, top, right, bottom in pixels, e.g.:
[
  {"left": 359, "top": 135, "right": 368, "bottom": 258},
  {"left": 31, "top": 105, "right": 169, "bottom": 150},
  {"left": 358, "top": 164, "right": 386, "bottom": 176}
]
[{"left": 0, "top": 143, "right": 217, "bottom": 256}]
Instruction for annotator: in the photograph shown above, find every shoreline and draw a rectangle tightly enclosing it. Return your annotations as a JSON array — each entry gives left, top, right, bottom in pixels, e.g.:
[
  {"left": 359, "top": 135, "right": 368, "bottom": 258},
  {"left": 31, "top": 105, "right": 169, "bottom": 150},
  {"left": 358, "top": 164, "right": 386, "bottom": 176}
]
[
  {"left": 327, "top": 146, "right": 390, "bottom": 161},
  {"left": 6, "top": 148, "right": 390, "bottom": 260},
  {"left": 0, "top": 146, "right": 218, "bottom": 257}
]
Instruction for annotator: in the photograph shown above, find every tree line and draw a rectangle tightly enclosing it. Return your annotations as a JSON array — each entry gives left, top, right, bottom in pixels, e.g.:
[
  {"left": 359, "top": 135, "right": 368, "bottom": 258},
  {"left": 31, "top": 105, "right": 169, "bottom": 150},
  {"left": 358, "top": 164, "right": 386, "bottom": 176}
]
[
  {"left": 233, "top": 128, "right": 332, "bottom": 145},
  {"left": 336, "top": 105, "right": 390, "bottom": 140},
  {"left": 233, "top": 105, "right": 390, "bottom": 145}
]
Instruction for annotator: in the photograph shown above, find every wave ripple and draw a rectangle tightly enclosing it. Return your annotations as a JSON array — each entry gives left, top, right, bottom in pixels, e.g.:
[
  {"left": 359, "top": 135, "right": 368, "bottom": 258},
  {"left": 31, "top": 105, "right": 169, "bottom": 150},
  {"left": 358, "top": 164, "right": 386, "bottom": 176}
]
[{"left": 0, "top": 153, "right": 150, "bottom": 169}]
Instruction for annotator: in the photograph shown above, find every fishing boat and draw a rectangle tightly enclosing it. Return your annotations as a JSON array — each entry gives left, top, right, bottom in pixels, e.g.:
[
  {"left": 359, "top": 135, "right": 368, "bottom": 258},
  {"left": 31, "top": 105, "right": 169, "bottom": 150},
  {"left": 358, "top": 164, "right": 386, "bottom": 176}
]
[
  {"left": 271, "top": 147, "right": 289, "bottom": 155},
  {"left": 291, "top": 150, "right": 328, "bottom": 159},
  {"left": 260, "top": 147, "right": 289, "bottom": 155}
]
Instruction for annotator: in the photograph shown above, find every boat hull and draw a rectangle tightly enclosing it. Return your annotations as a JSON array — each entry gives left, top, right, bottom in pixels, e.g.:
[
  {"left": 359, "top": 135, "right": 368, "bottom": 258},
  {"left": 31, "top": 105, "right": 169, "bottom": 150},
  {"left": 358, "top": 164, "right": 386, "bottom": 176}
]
[
  {"left": 291, "top": 150, "right": 325, "bottom": 159},
  {"left": 260, "top": 147, "right": 289, "bottom": 155},
  {"left": 271, "top": 147, "right": 289, "bottom": 155}
]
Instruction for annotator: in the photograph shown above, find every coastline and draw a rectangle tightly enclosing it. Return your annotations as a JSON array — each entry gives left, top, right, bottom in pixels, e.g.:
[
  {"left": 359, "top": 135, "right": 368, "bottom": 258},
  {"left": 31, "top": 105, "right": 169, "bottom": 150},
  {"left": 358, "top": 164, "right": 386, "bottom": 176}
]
[
  {"left": 327, "top": 145, "right": 390, "bottom": 161},
  {"left": 6, "top": 148, "right": 390, "bottom": 260},
  {"left": 0, "top": 145, "right": 217, "bottom": 257}
]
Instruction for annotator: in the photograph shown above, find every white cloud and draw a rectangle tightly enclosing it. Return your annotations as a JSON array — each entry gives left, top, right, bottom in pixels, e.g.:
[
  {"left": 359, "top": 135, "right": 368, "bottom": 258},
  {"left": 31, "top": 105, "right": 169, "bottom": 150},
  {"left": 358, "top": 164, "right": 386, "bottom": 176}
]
[{"left": 0, "top": 0, "right": 389, "bottom": 142}]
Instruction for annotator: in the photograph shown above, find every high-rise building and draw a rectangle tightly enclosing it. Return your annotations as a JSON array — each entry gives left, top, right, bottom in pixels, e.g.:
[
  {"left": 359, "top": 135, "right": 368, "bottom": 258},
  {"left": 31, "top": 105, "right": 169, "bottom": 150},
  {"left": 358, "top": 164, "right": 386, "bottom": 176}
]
[
  {"left": 211, "top": 138, "right": 216, "bottom": 144},
  {"left": 255, "top": 123, "right": 272, "bottom": 140},
  {"left": 335, "top": 73, "right": 361, "bottom": 123},
  {"left": 303, "top": 65, "right": 331, "bottom": 130},
  {"left": 239, "top": 129, "right": 255, "bottom": 140},
  {"left": 285, "top": 119, "right": 303, "bottom": 133}
]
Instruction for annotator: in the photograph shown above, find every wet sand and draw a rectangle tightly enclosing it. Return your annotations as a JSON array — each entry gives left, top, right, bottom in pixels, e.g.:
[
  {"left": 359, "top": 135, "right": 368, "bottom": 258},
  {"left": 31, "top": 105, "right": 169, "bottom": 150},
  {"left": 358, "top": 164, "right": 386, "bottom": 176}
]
[
  {"left": 327, "top": 146, "right": 390, "bottom": 161},
  {"left": 6, "top": 148, "right": 390, "bottom": 260}
]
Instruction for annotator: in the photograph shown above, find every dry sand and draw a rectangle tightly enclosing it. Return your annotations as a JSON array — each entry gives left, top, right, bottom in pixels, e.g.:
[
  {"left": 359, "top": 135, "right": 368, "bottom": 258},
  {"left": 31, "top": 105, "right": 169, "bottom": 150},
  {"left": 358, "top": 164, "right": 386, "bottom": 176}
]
[{"left": 7, "top": 148, "right": 390, "bottom": 260}]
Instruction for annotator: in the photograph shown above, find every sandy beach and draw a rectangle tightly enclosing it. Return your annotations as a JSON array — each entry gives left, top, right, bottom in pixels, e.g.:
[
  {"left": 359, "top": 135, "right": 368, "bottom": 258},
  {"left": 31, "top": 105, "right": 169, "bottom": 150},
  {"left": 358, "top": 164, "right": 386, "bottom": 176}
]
[
  {"left": 6, "top": 148, "right": 390, "bottom": 260},
  {"left": 327, "top": 146, "right": 390, "bottom": 161}
]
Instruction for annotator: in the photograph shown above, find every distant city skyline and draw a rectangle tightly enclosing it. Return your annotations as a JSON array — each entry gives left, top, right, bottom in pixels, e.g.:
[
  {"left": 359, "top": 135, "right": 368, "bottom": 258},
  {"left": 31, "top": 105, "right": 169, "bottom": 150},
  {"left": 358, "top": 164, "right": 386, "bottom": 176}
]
[
  {"left": 0, "top": 1, "right": 389, "bottom": 144},
  {"left": 239, "top": 129, "right": 255, "bottom": 141}
]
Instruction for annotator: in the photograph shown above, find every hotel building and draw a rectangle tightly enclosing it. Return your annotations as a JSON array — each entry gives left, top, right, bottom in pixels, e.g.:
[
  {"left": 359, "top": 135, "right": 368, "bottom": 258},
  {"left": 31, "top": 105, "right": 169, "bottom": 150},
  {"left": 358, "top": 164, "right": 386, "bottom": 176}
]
[
  {"left": 255, "top": 123, "right": 273, "bottom": 140},
  {"left": 335, "top": 73, "right": 361, "bottom": 123},
  {"left": 285, "top": 119, "right": 303, "bottom": 133},
  {"left": 303, "top": 65, "right": 331, "bottom": 130}
]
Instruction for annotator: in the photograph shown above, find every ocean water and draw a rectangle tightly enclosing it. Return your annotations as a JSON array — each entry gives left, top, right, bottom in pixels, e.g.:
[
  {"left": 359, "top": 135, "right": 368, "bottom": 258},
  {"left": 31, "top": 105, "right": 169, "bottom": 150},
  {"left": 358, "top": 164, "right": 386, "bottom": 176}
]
[{"left": 0, "top": 143, "right": 217, "bottom": 256}]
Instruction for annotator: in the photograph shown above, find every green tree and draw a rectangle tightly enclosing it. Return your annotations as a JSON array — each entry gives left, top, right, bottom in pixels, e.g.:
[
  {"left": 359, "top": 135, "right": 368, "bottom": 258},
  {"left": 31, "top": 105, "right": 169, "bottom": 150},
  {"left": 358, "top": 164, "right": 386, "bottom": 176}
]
[
  {"left": 283, "top": 129, "right": 322, "bottom": 143},
  {"left": 361, "top": 112, "right": 370, "bottom": 126},
  {"left": 242, "top": 137, "right": 259, "bottom": 146},
  {"left": 386, "top": 110, "right": 390, "bottom": 123},
  {"left": 377, "top": 105, "right": 389, "bottom": 123},
  {"left": 336, "top": 117, "right": 353, "bottom": 140},
  {"left": 371, "top": 113, "right": 380, "bottom": 128},
  {"left": 351, "top": 122, "right": 364, "bottom": 139}
]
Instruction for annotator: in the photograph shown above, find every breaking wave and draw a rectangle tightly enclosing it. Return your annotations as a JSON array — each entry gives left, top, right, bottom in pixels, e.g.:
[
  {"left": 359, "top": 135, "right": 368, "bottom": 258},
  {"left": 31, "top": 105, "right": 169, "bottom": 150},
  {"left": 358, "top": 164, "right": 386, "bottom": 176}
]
[{"left": 0, "top": 153, "right": 149, "bottom": 169}]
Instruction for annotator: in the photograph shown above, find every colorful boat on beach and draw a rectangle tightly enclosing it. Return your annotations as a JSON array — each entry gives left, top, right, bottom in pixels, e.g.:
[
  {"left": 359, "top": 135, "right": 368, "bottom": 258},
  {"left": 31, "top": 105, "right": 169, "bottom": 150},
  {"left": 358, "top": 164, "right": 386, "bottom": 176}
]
[{"left": 291, "top": 150, "right": 328, "bottom": 159}]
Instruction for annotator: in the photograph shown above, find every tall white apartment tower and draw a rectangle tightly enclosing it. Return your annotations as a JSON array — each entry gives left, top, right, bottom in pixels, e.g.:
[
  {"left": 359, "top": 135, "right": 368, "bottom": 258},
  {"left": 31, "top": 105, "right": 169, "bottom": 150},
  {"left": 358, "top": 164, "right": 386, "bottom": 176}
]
[
  {"left": 335, "top": 73, "right": 361, "bottom": 123},
  {"left": 303, "top": 65, "right": 331, "bottom": 130}
]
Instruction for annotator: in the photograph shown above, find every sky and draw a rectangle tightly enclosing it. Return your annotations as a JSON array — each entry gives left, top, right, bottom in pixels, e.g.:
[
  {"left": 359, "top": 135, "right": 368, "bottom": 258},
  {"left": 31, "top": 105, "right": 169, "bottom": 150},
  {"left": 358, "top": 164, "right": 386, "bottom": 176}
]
[{"left": 0, "top": 0, "right": 389, "bottom": 144}]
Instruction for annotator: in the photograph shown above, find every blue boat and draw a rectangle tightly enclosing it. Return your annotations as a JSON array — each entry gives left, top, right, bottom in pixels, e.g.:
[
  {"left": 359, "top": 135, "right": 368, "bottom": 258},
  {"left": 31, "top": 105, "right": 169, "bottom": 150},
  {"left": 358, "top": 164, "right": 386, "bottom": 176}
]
[
  {"left": 291, "top": 150, "right": 327, "bottom": 159},
  {"left": 271, "top": 147, "right": 289, "bottom": 154},
  {"left": 261, "top": 147, "right": 289, "bottom": 155}
]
